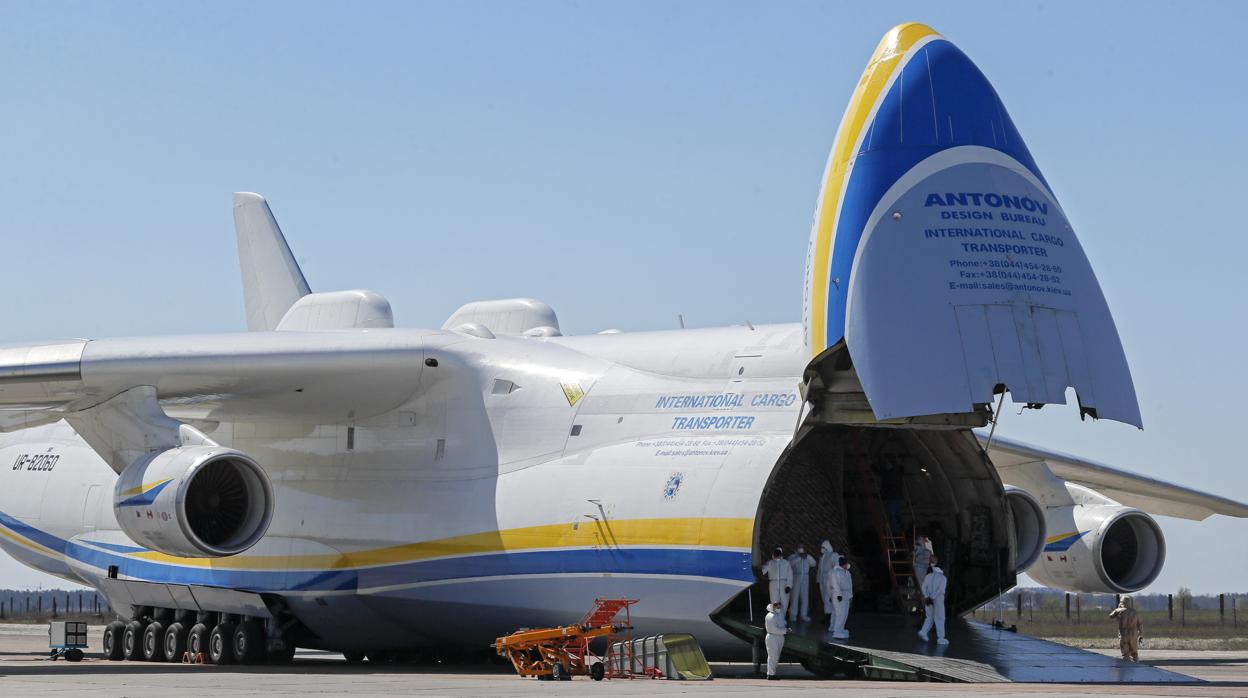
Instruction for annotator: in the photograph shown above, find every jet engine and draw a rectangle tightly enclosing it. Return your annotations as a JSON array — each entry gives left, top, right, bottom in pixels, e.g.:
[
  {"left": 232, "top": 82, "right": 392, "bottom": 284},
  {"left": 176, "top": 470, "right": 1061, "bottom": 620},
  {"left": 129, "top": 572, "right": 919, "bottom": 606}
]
[
  {"left": 1003, "top": 486, "right": 1046, "bottom": 574},
  {"left": 113, "top": 446, "right": 274, "bottom": 557},
  {"left": 1025, "top": 484, "right": 1165, "bottom": 593}
]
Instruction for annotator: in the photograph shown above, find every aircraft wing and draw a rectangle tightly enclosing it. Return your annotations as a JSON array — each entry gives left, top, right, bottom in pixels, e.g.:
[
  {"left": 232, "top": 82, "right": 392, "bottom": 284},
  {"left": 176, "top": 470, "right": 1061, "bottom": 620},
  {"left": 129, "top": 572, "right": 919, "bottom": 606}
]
[
  {"left": 0, "top": 332, "right": 430, "bottom": 426},
  {"left": 981, "top": 433, "right": 1248, "bottom": 521}
]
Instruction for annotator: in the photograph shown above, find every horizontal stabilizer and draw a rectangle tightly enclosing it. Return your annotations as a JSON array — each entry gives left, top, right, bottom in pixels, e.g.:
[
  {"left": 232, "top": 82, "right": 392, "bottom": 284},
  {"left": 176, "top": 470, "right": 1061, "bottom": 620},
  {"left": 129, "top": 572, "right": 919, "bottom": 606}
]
[{"left": 234, "top": 193, "right": 312, "bottom": 331}]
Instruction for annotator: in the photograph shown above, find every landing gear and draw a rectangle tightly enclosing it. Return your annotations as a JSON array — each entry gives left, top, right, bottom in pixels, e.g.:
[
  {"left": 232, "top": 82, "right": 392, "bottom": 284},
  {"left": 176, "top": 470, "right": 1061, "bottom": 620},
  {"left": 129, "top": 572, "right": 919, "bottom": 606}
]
[
  {"left": 550, "top": 662, "right": 570, "bottom": 681},
  {"left": 101, "top": 606, "right": 303, "bottom": 666},
  {"left": 188, "top": 623, "right": 211, "bottom": 660},
  {"left": 123, "top": 620, "right": 146, "bottom": 661},
  {"left": 142, "top": 620, "right": 166, "bottom": 661},
  {"left": 103, "top": 621, "right": 126, "bottom": 661},
  {"left": 209, "top": 622, "right": 237, "bottom": 665},
  {"left": 232, "top": 621, "right": 265, "bottom": 664},
  {"left": 164, "top": 622, "right": 188, "bottom": 663},
  {"left": 590, "top": 661, "right": 606, "bottom": 681}
]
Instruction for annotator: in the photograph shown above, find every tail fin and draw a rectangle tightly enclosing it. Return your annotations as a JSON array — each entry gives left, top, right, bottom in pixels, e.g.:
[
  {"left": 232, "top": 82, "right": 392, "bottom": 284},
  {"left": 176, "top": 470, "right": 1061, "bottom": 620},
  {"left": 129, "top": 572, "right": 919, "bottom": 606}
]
[{"left": 233, "top": 192, "right": 312, "bottom": 331}]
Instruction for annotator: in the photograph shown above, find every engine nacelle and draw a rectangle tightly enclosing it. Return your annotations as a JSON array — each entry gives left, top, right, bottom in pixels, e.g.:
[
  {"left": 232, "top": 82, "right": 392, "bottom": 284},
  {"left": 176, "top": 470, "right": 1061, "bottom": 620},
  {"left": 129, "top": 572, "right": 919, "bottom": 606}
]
[
  {"left": 114, "top": 446, "right": 274, "bottom": 557},
  {"left": 1004, "top": 486, "right": 1046, "bottom": 574},
  {"left": 1026, "top": 485, "right": 1165, "bottom": 593}
]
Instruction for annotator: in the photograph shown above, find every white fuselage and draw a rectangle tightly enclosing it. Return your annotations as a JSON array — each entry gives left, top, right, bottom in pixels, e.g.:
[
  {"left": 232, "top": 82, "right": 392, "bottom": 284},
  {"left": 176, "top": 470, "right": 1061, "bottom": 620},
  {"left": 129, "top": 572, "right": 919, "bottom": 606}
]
[{"left": 0, "top": 323, "right": 806, "bottom": 655}]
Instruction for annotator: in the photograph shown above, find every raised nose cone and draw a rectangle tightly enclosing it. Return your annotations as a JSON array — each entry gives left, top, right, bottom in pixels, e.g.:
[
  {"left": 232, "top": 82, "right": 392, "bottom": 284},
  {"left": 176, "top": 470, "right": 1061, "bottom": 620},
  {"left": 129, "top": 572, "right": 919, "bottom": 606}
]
[{"left": 803, "top": 24, "right": 1141, "bottom": 428}]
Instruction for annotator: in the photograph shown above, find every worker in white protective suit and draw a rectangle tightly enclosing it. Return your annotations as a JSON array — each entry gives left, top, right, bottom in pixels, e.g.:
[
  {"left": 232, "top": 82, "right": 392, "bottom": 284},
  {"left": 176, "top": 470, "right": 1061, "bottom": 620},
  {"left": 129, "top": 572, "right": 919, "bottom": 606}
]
[
  {"left": 913, "top": 534, "right": 934, "bottom": 588},
  {"left": 816, "top": 540, "right": 838, "bottom": 619},
  {"left": 828, "top": 557, "right": 854, "bottom": 639},
  {"left": 786, "top": 545, "right": 817, "bottom": 623},
  {"left": 917, "top": 556, "right": 949, "bottom": 645},
  {"left": 763, "top": 546, "right": 793, "bottom": 618},
  {"left": 763, "top": 601, "right": 788, "bottom": 680}
]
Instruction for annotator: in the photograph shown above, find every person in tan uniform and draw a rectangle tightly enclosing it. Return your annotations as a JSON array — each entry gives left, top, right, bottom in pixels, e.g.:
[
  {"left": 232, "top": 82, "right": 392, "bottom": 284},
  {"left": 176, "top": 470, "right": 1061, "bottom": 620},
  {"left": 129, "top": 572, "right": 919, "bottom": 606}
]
[{"left": 1109, "top": 596, "right": 1143, "bottom": 661}]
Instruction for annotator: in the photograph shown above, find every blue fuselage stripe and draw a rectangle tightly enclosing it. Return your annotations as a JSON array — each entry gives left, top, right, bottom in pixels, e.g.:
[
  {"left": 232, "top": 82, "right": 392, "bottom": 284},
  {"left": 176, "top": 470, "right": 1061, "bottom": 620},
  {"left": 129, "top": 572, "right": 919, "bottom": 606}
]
[{"left": 0, "top": 510, "right": 754, "bottom": 592}]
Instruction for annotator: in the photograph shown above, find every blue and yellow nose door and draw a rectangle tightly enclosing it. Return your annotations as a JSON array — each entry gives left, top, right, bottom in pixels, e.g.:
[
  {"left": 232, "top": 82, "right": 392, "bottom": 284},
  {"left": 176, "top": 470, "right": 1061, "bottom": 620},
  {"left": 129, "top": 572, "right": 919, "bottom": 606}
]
[{"left": 801, "top": 23, "right": 1140, "bottom": 428}]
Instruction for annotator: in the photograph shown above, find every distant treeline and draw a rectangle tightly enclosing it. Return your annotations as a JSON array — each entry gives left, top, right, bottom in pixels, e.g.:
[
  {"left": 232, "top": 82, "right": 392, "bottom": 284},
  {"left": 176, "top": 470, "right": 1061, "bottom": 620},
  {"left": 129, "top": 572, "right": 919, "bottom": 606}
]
[
  {"left": 978, "top": 588, "right": 1247, "bottom": 613},
  {"left": 0, "top": 588, "right": 110, "bottom": 619}
]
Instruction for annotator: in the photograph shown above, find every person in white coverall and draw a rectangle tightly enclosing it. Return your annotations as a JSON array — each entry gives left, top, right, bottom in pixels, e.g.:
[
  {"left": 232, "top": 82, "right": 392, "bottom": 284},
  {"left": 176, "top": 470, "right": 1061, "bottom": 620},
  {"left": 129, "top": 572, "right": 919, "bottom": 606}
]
[
  {"left": 816, "top": 540, "right": 838, "bottom": 618},
  {"left": 917, "top": 557, "right": 949, "bottom": 645},
  {"left": 828, "top": 557, "right": 854, "bottom": 639},
  {"left": 763, "top": 546, "right": 793, "bottom": 618},
  {"left": 913, "top": 534, "right": 933, "bottom": 588},
  {"left": 786, "top": 545, "right": 817, "bottom": 623},
  {"left": 764, "top": 601, "right": 788, "bottom": 680}
]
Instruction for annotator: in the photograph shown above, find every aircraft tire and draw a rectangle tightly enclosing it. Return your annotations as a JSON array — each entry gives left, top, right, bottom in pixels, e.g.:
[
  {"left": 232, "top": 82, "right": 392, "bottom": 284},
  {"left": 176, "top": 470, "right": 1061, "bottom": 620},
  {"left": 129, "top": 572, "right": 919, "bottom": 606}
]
[
  {"left": 209, "top": 623, "right": 237, "bottom": 665},
  {"left": 103, "top": 621, "right": 126, "bottom": 660},
  {"left": 590, "top": 662, "right": 605, "bottom": 681},
  {"left": 232, "top": 621, "right": 265, "bottom": 664},
  {"left": 164, "top": 622, "right": 188, "bottom": 663},
  {"left": 187, "top": 623, "right": 211, "bottom": 659},
  {"left": 343, "top": 651, "right": 366, "bottom": 664},
  {"left": 142, "top": 621, "right": 166, "bottom": 662},
  {"left": 122, "top": 620, "right": 146, "bottom": 661}
]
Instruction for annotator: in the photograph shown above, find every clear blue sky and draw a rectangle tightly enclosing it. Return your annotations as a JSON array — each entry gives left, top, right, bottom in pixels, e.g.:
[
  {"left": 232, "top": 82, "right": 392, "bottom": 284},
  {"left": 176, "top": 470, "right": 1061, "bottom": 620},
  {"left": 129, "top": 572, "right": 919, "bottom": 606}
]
[{"left": 1, "top": 1, "right": 1245, "bottom": 593}]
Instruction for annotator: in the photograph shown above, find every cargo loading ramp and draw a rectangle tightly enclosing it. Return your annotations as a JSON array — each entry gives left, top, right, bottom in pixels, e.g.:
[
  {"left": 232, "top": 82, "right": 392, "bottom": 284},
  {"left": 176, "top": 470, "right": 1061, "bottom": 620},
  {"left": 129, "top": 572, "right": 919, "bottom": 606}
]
[{"left": 713, "top": 613, "right": 1198, "bottom": 683}]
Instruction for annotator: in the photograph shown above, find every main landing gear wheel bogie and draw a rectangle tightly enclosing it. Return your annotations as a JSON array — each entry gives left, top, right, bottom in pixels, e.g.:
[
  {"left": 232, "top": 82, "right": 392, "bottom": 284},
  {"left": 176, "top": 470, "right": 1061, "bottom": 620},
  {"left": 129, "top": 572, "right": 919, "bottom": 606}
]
[
  {"left": 103, "top": 621, "right": 126, "bottom": 661},
  {"left": 209, "top": 623, "right": 237, "bottom": 665},
  {"left": 122, "top": 620, "right": 146, "bottom": 661},
  {"left": 232, "top": 621, "right": 266, "bottom": 664},
  {"left": 142, "top": 621, "right": 166, "bottom": 662},
  {"left": 164, "top": 622, "right": 188, "bottom": 663},
  {"left": 187, "top": 623, "right": 211, "bottom": 660}
]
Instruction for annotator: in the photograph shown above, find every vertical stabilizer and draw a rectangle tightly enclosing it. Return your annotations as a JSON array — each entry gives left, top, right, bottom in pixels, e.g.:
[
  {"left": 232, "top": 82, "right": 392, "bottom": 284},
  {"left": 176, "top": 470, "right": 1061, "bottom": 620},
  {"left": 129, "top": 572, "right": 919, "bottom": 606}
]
[{"left": 233, "top": 192, "right": 312, "bottom": 331}]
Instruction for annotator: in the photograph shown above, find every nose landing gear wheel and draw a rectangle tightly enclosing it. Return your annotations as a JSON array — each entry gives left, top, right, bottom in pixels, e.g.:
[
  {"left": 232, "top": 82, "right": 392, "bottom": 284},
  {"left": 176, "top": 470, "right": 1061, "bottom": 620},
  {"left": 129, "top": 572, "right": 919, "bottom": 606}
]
[
  {"left": 123, "top": 620, "right": 146, "bottom": 661},
  {"left": 209, "top": 623, "right": 237, "bottom": 665},
  {"left": 103, "top": 621, "right": 126, "bottom": 661}
]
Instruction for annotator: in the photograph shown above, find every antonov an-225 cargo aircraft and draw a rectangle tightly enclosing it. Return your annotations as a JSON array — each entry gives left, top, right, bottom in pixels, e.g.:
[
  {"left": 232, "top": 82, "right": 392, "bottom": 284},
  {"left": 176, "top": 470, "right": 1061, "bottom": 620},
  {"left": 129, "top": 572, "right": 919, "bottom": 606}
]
[{"left": 1, "top": 23, "right": 1245, "bottom": 667}]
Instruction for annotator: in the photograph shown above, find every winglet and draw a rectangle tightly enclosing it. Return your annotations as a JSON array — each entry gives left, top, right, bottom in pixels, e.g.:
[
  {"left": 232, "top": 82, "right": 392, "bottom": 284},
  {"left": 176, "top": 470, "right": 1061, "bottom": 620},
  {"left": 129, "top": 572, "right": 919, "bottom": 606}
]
[{"left": 233, "top": 193, "right": 312, "bottom": 331}]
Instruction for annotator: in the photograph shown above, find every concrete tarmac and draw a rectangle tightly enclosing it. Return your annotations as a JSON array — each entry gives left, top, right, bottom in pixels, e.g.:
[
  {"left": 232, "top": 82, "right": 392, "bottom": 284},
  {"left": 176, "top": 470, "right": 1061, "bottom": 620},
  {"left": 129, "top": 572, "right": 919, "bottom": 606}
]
[{"left": 2, "top": 624, "right": 1246, "bottom": 697}]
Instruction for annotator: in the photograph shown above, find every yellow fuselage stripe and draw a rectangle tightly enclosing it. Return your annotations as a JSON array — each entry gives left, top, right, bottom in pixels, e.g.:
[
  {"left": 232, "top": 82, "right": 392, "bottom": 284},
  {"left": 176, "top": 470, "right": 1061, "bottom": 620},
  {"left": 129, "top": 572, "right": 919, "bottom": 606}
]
[{"left": 120, "top": 516, "right": 756, "bottom": 570}]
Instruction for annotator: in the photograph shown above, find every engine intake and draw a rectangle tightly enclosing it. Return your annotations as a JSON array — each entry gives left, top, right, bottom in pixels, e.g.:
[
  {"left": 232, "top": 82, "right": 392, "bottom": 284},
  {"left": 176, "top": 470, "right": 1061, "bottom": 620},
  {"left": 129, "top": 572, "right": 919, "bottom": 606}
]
[
  {"left": 114, "top": 446, "right": 273, "bottom": 557},
  {"left": 1003, "top": 486, "right": 1046, "bottom": 574},
  {"left": 1097, "top": 510, "right": 1165, "bottom": 591}
]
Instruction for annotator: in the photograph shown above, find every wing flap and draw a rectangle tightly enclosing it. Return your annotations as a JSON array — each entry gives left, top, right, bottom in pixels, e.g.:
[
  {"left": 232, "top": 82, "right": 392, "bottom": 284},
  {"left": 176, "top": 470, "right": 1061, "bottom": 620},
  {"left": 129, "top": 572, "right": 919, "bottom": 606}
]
[{"left": 983, "top": 433, "right": 1248, "bottom": 521}]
